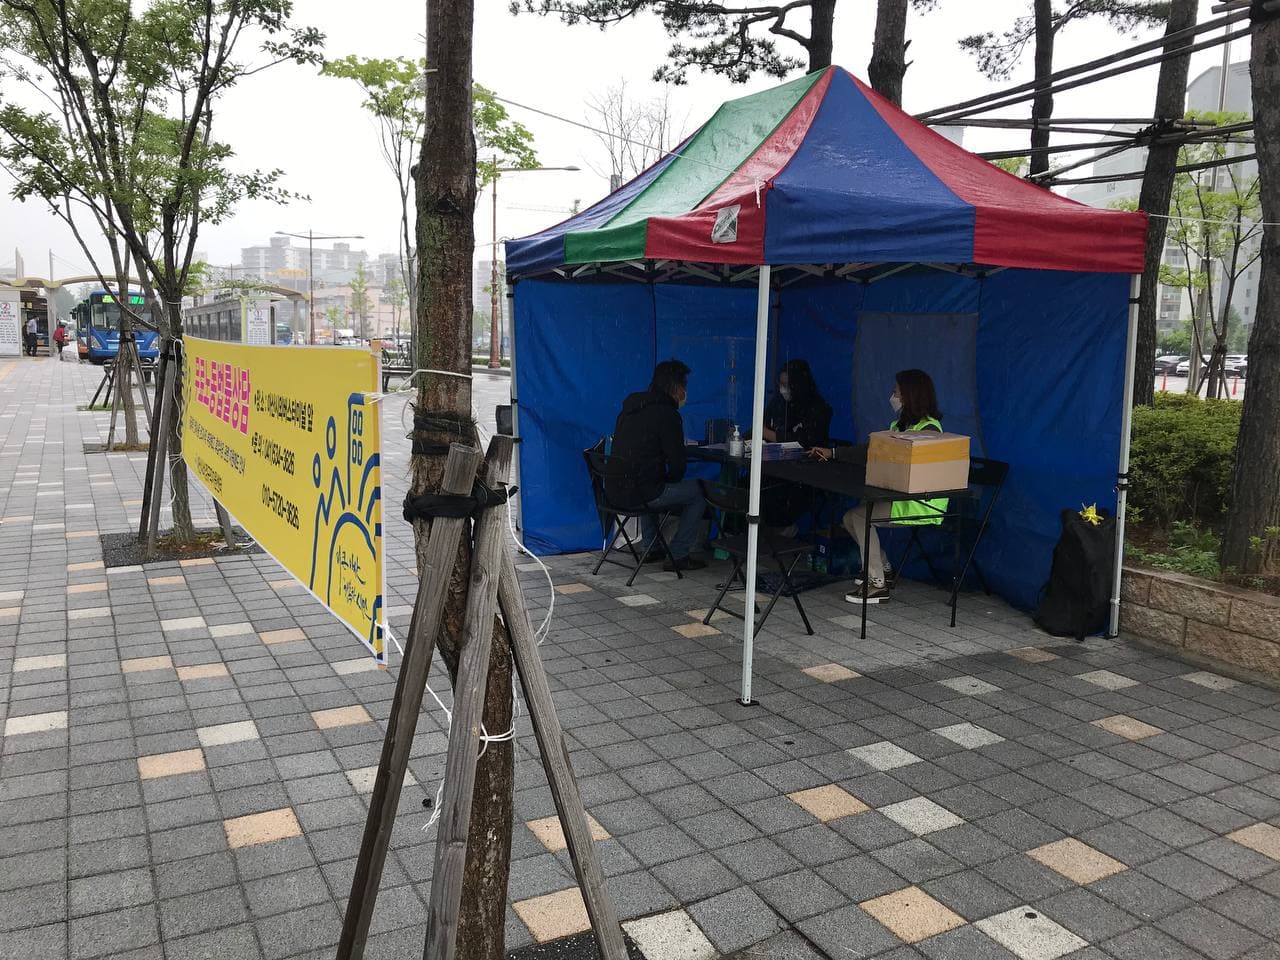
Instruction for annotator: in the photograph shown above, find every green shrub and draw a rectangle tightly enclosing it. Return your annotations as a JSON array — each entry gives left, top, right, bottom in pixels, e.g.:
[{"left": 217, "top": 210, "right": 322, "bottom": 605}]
[
  {"left": 1127, "top": 521, "right": 1222, "bottom": 578},
  {"left": 1129, "top": 393, "right": 1239, "bottom": 530}
]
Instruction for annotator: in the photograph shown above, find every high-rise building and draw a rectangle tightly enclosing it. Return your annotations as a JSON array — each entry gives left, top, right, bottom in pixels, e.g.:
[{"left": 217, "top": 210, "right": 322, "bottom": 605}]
[{"left": 240, "top": 236, "right": 369, "bottom": 286}]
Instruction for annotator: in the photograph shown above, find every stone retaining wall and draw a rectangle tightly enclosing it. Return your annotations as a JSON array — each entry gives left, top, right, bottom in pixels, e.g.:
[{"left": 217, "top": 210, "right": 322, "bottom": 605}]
[{"left": 1122, "top": 565, "right": 1280, "bottom": 679}]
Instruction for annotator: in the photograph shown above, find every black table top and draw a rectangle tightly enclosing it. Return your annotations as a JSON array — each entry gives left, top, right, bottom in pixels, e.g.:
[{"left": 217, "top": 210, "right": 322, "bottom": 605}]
[{"left": 688, "top": 444, "right": 971, "bottom": 503}]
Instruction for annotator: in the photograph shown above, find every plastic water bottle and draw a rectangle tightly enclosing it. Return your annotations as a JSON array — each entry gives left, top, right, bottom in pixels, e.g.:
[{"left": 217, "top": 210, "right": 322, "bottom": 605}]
[{"left": 727, "top": 426, "right": 744, "bottom": 458}]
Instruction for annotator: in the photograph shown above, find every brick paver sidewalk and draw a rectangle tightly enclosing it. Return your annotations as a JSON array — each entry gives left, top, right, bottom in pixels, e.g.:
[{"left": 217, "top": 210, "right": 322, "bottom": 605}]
[{"left": 3, "top": 355, "right": 1280, "bottom": 960}]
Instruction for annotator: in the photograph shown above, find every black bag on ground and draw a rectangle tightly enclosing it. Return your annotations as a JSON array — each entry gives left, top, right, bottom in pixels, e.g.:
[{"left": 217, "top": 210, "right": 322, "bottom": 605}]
[{"left": 1033, "top": 508, "right": 1116, "bottom": 640}]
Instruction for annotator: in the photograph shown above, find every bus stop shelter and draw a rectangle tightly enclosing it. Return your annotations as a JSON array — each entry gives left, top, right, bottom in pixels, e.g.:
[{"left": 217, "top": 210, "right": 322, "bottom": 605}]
[{"left": 505, "top": 65, "right": 1148, "bottom": 704}]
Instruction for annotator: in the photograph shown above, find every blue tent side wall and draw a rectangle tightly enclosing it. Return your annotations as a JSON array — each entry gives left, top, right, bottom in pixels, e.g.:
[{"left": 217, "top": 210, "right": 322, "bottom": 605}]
[
  {"left": 776, "top": 270, "right": 1128, "bottom": 609},
  {"left": 513, "top": 270, "right": 1129, "bottom": 610}
]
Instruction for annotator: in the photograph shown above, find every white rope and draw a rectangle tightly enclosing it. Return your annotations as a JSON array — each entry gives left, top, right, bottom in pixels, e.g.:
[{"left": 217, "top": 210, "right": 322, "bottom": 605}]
[{"left": 1147, "top": 212, "right": 1277, "bottom": 227}]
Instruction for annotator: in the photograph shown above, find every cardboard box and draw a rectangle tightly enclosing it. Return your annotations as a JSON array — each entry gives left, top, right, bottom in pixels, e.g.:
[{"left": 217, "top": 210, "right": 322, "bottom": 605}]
[{"left": 866, "top": 431, "right": 970, "bottom": 494}]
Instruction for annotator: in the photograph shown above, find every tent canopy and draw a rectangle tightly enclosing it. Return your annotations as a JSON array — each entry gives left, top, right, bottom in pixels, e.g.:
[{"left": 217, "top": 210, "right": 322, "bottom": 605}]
[
  {"left": 507, "top": 66, "right": 1146, "bottom": 279},
  {"left": 504, "top": 68, "right": 1148, "bottom": 698}
]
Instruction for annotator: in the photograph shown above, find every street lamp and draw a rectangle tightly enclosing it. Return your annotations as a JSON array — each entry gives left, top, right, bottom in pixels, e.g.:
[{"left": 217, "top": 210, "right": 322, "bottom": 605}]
[
  {"left": 275, "top": 230, "right": 364, "bottom": 345},
  {"left": 487, "top": 162, "right": 579, "bottom": 368}
]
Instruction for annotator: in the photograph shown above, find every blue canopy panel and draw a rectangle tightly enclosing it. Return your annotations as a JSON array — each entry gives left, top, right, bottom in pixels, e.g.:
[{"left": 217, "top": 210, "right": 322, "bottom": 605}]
[
  {"left": 513, "top": 270, "right": 1128, "bottom": 611},
  {"left": 763, "top": 70, "right": 976, "bottom": 264}
]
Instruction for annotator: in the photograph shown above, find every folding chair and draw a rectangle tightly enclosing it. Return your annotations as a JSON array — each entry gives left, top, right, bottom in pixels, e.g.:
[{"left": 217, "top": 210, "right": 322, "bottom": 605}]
[
  {"left": 699, "top": 479, "right": 814, "bottom": 635},
  {"left": 582, "top": 445, "right": 683, "bottom": 587},
  {"left": 887, "top": 457, "right": 1009, "bottom": 624}
]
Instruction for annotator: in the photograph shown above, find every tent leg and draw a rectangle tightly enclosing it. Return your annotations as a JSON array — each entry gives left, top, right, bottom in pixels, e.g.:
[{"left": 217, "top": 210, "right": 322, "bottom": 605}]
[
  {"left": 506, "top": 281, "right": 523, "bottom": 544},
  {"left": 740, "top": 265, "right": 771, "bottom": 706},
  {"left": 1108, "top": 274, "right": 1141, "bottom": 638}
]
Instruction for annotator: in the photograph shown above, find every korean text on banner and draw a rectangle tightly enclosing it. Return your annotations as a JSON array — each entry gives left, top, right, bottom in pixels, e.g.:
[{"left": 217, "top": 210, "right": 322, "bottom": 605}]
[{"left": 181, "top": 337, "right": 386, "bottom": 659}]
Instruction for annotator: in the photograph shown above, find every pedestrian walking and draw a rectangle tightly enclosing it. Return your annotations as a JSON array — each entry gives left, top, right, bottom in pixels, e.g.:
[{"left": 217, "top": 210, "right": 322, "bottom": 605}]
[
  {"left": 24, "top": 315, "right": 37, "bottom": 356},
  {"left": 52, "top": 321, "right": 67, "bottom": 358}
]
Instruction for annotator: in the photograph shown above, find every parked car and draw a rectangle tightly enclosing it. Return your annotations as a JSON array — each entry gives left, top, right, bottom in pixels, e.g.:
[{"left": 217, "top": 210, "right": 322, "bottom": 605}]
[
  {"left": 1175, "top": 355, "right": 1210, "bottom": 377},
  {"left": 1153, "top": 355, "right": 1186, "bottom": 374},
  {"left": 1226, "top": 355, "right": 1248, "bottom": 377}
]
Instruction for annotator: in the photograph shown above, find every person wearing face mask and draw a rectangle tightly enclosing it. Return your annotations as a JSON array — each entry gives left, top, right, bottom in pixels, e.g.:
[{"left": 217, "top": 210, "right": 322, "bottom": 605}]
[
  {"left": 762, "top": 359, "right": 832, "bottom": 450},
  {"left": 839, "top": 368, "right": 946, "bottom": 604},
  {"left": 607, "top": 359, "right": 708, "bottom": 571}
]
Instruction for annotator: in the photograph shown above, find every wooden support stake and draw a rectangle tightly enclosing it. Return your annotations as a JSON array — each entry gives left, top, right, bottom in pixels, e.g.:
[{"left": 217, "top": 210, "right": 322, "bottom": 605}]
[
  {"left": 138, "top": 343, "right": 172, "bottom": 542},
  {"left": 424, "top": 436, "right": 513, "bottom": 960},
  {"left": 131, "top": 338, "right": 154, "bottom": 428},
  {"left": 106, "top": 355, "right": 123, "bottom": 451},
  {"left": 498, "top": 548, "right": 629, "bottom": 960},
  {"left": 336, "top": 442, "right": 484, "bottom": 960},
  {"left": 214, "top": 501, "right": 236, "bottom": 548},
  {"left": 144, "top": 355, "right": 176, "bottom": 556},
  {"left": 90, "top": 362, "right": 114, "bottom": 409}
]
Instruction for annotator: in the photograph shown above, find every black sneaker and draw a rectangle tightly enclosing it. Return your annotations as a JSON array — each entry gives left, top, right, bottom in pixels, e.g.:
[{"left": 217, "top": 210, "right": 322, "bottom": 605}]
[{"left": 664, "top": 556, "right": 707, "bottom": 572}]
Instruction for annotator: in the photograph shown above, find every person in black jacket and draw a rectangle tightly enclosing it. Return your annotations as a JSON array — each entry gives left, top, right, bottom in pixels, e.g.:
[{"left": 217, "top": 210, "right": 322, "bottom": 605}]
[
  {"left": 762, "top": 359, "right": 832, "bottom": 449},
  {"left": 607, "top": 359, "right": 707, "bottom": 571}
]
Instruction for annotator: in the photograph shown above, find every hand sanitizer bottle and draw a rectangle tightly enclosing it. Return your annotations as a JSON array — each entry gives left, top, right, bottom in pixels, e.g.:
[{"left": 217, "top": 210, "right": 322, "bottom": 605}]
[{"left": 727, "top": 425, "right": 744, "bottom": 458}]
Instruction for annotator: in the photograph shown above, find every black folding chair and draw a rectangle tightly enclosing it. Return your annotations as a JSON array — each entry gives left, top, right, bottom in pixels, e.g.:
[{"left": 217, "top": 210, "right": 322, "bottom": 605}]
[
  {"left": 699, "top": 480, "right": 814, "bottom": 635},
  {"left": 888, "top": 457, "right": 1009, "bottom": 626},
  {"left": 582, "top": 445, "right": 683, "bottom": 587}
]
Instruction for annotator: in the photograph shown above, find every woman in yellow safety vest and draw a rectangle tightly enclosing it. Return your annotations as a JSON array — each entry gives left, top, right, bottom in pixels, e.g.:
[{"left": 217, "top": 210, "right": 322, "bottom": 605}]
[{"left": 842, "top": 368, "right": 947, "bottom": 605}]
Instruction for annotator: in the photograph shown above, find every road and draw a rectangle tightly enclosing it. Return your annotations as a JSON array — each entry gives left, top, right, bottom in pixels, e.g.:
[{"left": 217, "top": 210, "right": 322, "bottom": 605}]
[{"left": 1155, "top": 375, "right": 1247, "bottom": 400}]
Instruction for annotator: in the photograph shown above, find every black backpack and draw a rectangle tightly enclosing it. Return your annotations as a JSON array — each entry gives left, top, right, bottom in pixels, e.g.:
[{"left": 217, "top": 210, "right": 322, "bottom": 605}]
[{"left": 1033, "top": 508, "right": 1117, "bottom": 641}]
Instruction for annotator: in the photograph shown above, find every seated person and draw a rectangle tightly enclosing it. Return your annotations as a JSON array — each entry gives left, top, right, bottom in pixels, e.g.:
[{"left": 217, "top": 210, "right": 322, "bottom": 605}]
[
  {"left": 606, "top": 359, "right": 707, "bottom": 572},
  {"left": 763, "top": 359, "right": 832, "bottom": 449},
  {"left": 762, "top": 359, "right": 832, "bottom": 531},
  {"left": 840, "top": 368, "right": 947, "bottom": 604}
]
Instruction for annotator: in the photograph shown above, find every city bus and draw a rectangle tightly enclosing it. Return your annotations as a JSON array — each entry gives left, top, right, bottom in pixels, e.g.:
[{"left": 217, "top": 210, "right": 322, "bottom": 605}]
[{"left": 72, "top": 290, "right": 160, "bottom": 364}]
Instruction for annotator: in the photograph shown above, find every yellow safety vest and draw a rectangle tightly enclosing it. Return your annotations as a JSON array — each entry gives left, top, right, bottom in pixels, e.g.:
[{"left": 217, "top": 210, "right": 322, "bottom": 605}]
[{"left": 889, "top": 416, "right": 948, "bottom": 525}]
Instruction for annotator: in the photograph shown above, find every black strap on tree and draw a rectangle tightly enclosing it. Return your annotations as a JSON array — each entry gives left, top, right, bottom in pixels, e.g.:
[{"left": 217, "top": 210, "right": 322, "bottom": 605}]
[
  {"left": 410, "top": 411, "right": 475, "bottom": 456},
  {"left": 403, "top": 480, "right": 516, "bottom": 524}
]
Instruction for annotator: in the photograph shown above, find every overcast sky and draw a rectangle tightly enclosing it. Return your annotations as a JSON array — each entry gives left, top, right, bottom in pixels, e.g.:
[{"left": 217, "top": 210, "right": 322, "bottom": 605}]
[{"left": 0, "top": 0, "right": 1245, "bottom": 279}]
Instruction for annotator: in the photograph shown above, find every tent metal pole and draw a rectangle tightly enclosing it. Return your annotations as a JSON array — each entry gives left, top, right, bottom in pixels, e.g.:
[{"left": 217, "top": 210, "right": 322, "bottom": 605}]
[
  {"left": 740, "top": 264, "right": 772, "bottom": 706},
  {"left": 506, "top": 281, "right": 523, "bottom": 543},
  {"left": 1108, "top": 274, "right": 1141, "bottom": 638}
]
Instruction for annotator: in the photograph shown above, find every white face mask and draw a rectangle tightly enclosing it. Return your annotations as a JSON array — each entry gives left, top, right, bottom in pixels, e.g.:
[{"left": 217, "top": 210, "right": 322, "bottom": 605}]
[
  {"left": 779, "top": 386, "right": 792, "bottom": 401},
  {"left": 889, "top": 393, "right": 903, "bottom": 413}
]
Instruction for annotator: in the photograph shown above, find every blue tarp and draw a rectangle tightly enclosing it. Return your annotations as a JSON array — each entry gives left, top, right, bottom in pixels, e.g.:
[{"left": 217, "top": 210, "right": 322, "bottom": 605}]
[{"left": 512, "top": 269, "right": 1128, "bottom": 611}]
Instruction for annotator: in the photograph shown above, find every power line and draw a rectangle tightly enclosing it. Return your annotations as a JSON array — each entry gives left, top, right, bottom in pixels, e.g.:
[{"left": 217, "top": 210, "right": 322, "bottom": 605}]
[
  {"left": 918, "top": 8, "right": 1252, "bottom": 123},
  {"left": 928, "top": 24, "right": 1253, "bottom": 126},
  {"left": 1045, "top": 151, "right": 1258, "bottom": 186},
  {"left": 490, "top": 93, "right": 743, "bottom": 181}
]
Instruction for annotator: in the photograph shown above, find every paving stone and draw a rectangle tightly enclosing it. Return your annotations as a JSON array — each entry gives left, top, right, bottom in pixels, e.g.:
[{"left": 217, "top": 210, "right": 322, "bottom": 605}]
[
  {"left": 687, "top": 886, "right": 782, "bottom": 954},
  {"left": 1157, "top": 904, "right": 1263, "bottom": 960},
  {"left": 796, "top": 903, "right": 903, "bottom": 959},
  {"left": 975, "top": 905, "right": 1087, "bottom": 960},
  {"left": 69, "top": 903, "right": 159, "bottom": 959}
]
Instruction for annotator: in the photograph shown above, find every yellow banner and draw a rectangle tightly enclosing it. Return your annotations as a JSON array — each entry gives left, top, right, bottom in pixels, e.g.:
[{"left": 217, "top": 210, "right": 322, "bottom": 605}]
[{"left": 181, "top": 337, "right": 386, "bottom": 660}]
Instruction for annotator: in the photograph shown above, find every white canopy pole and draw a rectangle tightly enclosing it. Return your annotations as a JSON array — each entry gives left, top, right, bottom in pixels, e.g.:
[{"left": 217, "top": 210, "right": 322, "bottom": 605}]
[
  {"left": 740, "top": 264, "right": 772, "bottom": 705},
  {"left": 1108, "top": 273, "right": 1141, "bottom": 637}
]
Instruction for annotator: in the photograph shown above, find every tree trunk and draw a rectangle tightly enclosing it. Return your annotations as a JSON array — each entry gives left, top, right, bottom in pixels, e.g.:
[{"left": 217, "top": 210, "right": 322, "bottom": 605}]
[
  {"left": 1029, "top": 0, "right": 1055, "bottom": 177},
  {"left": 165, "top": 298, "right": 196, "bottom": 540},
  {"left": 1132, "top": 0, "right": 1199, "bottom": 407},
  {"left": 807, "top": 0, "right": 836, "bottom": 72},
  {"left": 413, "top": 0, "right": 514, "bottom": 957},
  {"left": 868, "top": 0, "right": 909, "bottom": 105},
  {"left": 1222, "top": 11, "right": 1280, "bottom": 572}
]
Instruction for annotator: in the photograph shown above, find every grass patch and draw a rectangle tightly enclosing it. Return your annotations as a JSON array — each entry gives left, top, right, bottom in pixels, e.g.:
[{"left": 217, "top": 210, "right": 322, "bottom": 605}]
[{"left": 76, "top": 403, "right": 114, "bottom": 412}]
